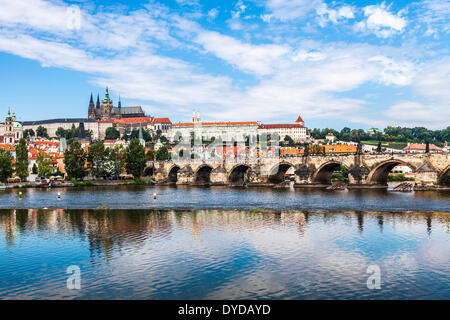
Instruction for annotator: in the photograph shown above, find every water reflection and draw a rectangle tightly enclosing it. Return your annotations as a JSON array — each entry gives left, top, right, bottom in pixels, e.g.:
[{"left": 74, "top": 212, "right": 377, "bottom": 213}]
[{"left": 0, "top": 209, "right": 449, "bottom": 299}]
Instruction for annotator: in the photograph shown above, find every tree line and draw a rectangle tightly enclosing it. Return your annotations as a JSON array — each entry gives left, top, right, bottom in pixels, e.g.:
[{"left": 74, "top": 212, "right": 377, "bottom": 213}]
[
  {"left": 0, "top": 138, "right": 171, "bottom": 183},
  {"left": 309, "top": 126, "right": 450, "bottom": 145}
]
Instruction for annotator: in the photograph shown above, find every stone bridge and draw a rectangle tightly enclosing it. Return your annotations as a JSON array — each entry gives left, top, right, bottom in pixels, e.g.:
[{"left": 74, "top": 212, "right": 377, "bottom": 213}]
[{"left": 144, "top": 153, "right": 450, "bottom": 190}]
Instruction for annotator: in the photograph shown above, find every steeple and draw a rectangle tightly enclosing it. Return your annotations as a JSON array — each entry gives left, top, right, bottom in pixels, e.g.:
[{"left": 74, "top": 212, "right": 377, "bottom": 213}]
[
  {"left": 104, "top": 86, "right": 111, "bottom": 102},
  {"left": 88, "top": 93, "right": 96, "bottom": 119},
  {"left": 96, "top": 94, "right": 100, "bottom": 109},
  {"left": 118, "top": 95, "right": 122, "bottom": 109}
]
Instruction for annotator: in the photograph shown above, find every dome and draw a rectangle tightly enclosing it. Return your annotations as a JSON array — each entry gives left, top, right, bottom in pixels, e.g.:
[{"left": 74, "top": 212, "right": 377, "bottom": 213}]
[{"left": 13, "top": 121, "right": 22, "bottom": 129}]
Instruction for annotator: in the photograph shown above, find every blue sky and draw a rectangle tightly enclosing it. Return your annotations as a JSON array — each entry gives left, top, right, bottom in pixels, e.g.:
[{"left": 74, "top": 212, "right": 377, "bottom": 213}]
[{"left": 0, "top": 0, "right": 449, "bottom": 129}]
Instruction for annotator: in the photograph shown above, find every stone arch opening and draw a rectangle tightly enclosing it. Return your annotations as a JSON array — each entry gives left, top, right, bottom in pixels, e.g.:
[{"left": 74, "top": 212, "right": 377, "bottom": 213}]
[
  {"left": 229, "top": 165, "right": 251, "bottom": 185},
  {"left": 438, "top": 166, "right": 450, "bottom": 186},
  {"left": 312, "top": 162, "right": 344, "bottom": 185},
  {"left": 195, "top": 165, "right": 213, "bottom": 185},
  {"left": 368, "top": 161, "right": 415, "bottom": 185},
  {"left": 268, "top": 163, "right": 294, "bottom": 184},
  {"left": 143, "top": 166, "right": 154, "bottom": 177},
  {"left": 168, "top": 166, "right": 180, "bottom": 183}
]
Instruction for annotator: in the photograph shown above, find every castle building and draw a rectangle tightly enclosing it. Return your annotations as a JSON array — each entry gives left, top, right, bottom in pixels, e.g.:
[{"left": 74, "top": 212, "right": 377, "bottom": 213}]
[
  {"left": 88, "top": 87, "right": 145, "bottom": 120},
  {"left": 257, "top": 116, "right": 307, "bottom": 143},
  {"left": 170, "top": 114, "right": 308, "bottom": 144}
]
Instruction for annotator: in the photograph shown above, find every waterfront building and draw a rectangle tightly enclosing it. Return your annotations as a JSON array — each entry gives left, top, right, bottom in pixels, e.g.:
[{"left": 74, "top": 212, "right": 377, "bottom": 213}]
[
  {"left": 257, "top": 116, "right": 307, "bottom": 143},
  {"left": 324, "top": 144, "right": 356, "bottom": 154},
  {"left": 151, "top": 118, "right": 172, "bottom": 133},
  {"left": 21, "top": 118, "right": 108, "bottom": 141},
  {"left": 170, "top": 114, "right": 307, "bottom": 144},
  {"left": 402, "top": 143, "right": 443, "bottom": 153},
  {"left": 171, "top": 113, "right": 260, "bottom": 143}
]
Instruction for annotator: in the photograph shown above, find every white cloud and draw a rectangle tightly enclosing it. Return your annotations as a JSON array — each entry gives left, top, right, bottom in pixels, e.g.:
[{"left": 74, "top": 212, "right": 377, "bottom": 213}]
[
  {"left": 265, "top": 0, "right": 321, "bottom": 21},
  {"left": 383, "top": 102, "right": 450, "bottom": 128},
  {"left": 356, "top": 4, "right": 407, "bottom": 38},
  {"left": 0, "top": 0, "right": 448, "bottom": 129},
  {"left": 207, "top": 8, "right": 219, "bottom": 21},
  {"left": 195, "top": 31, "right": 290, "bottom": 75},
  {"left": 316, "top": 3, "right": 355, "bottom": 26}
]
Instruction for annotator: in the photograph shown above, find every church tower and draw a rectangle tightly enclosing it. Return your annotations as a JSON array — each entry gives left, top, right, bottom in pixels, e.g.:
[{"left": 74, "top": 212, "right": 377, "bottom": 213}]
[
  {"left": 101, "top": 87, "right": 113, "bottom": 120},
  {"left": 88, "top": 93, "right": 95, "bottom": 119}
]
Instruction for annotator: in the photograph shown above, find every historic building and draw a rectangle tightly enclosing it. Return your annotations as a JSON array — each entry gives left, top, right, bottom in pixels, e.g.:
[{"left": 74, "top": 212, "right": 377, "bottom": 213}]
[
  {"left": 170, "top": 112, "right": 260, "bottom": 143},
  {"left": 0, "top": 109, "right": 23, "bottom": 144},
  {"left": 170, "top": 114, "right": 308, "bottom": 144},
  {"left": 88, "top": 87, "right": 145, "bottom": 120},
  {"left": 257, "top": 116, "right": 307, "bottom": 143}
]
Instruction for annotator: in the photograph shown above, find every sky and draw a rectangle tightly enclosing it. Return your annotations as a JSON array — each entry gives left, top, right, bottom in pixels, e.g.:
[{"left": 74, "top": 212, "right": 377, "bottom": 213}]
[{"left": 0, "top": 0, "right": 449, "bottom": 130}]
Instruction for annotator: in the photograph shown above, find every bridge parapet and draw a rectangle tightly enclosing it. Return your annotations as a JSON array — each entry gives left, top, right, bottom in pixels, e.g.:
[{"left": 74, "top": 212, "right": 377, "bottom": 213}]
[{"left": 144, "top": 153, "right": 449, "bottom": 189}]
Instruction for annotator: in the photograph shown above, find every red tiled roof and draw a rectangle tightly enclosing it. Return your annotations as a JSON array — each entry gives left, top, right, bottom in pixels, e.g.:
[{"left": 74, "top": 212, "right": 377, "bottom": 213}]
[
  {"left": 0, "top": 144, "right": 15, "bottom": 151},
  {"left": 258, "top": 123, "right": 304, "bottom": 129},
  {"left": 173, "top": 121, "right": 259, "bottom": 127},
  {"left": 152, "top": 118, "right": 172, "bottom": 124},
  {"left": 113, "top": 117, "right": 152, "bottom": 124},
  {"left": 296, "top": 115, "right": 304, "bottom": 123},
  {"left": 403, "top": 143, "right": 442, "bottom": 151}
]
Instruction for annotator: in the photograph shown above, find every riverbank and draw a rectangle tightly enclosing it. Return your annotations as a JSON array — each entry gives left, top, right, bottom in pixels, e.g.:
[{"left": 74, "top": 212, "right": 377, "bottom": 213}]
[{"left": 2, "top": 179, "right": 449, "bottom": 191}]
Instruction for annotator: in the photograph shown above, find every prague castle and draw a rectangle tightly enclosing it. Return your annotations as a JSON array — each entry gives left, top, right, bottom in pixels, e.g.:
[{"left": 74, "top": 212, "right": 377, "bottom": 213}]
[{"left": 88, "top": 87, "right": 145, "bottom": 120}]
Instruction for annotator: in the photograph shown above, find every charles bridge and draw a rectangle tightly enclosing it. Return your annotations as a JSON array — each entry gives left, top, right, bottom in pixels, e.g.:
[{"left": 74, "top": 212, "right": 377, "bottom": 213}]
[{"left": 145, "top": 153, "right": 450, "bottom": 190}]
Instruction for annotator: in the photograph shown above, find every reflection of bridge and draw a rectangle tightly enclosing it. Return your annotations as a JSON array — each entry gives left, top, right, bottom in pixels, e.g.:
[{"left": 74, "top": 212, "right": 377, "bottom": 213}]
[{"left": 145, "top": 153, "right": 450, "bottom": 190}]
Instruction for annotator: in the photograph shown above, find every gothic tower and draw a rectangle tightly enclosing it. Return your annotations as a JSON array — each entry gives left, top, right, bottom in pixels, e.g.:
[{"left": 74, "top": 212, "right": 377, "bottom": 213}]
[
  {"left": 88, "top": 93, "right": 95, "bottom": 119},
  {"left": 101, "top": 87, "right": 113, "bottom": 120},
  {"left": 96, "top": 94, "right": 101, "bottom": 111}
]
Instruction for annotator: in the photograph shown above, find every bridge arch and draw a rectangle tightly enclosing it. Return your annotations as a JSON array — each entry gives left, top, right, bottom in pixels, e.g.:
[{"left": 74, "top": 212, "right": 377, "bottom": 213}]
[
  {"left": 367, "top": 160, "right": 416, "bottom": 185},
  {"left": 194, "top": 165, "right": 213, "bottom": 185},
  {"left": 229, "top": 164, "right": 252, "bottom": 185},
  {"left": 312, "top": 161, "right": 347, "bottom": 185},
  {"left": 143, "top": 166, "right": 154, "bottom": 177},
  {"left": 268, "top": 162, "right": 295, "bottom": 184},
  {"left": 438, "top": 165, "right": 450, "bottom": 186},
  {"left": 167, "top": 165, "right": 181, "bottom": 183}
]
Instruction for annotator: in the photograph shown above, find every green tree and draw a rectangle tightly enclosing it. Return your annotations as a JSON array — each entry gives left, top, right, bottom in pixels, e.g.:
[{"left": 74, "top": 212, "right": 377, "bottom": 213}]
[
  {"left": 37, "top": 151, "right": 53, "bottom": 178},
  {"left": 23, "top": 129, "right": 35, "bottom": 139},
  {"left": 125, "top": 138, "right": 146, "bottom": 178},
  {"left": 87, "top": 140, "right": 107, "bottom": 178},
  {"left": 15, "top": 138, "right": 29, "bottom": 181},
  {"left": 56, "top": 127, "right": 66, "bottom": 138},
  {"left": 284, "top": 135, "right": 295, "bottom": 146},
  {"left": 36, "top": 126, "right": 48, "bottom": 138},
  {"left": 0, "top": 150, "right": 13, "bottom": 183},
  {"left": 146, "top": 149, "right": 156, "bottom": 161},
  {"left": 105, "top": 127, "right": 120, "bottom": 140},
  {"left": 32, "top": 163, "right": 38, "bottom": 174},
  {"left": 64, "top": 140, "right": 87, "bottom": 179},
  {"left": 155, "top": 145, "right": 170, "bottom": 160},
  {"left": 105, "top": 145, "right": 125, "bottom": 177}
]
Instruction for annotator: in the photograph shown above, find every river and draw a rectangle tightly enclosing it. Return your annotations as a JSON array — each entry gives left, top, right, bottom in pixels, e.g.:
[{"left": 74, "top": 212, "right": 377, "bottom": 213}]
[{"left": 0, "top": 186, "right": 449, "bottom": 299}]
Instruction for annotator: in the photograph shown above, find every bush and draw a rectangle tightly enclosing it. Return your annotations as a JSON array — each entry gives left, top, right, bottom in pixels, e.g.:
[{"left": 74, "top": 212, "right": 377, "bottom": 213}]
[
  {"left": 387, "top": 174, "right": 415, "bottom": 182},
  {"left": 71, "top": 178, "right": 95, "bottom": 187},
  {"left": 133, "top": 178, "right": 147, "bottom": 185}
]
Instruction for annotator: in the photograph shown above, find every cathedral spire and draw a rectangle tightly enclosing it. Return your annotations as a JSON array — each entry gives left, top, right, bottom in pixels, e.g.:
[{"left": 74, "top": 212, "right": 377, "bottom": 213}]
[
  {"left": 96, "top": 94, "right": 100, "bottom": 109},
  {"left": 104, "top": 86, "right": 110, "bottom": 102},
  {"left": 90, "top": 93, "right": 94, "bottom": 104},
  {"left": 118, "top": 95, "right": 122, "bottom": 108}
]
